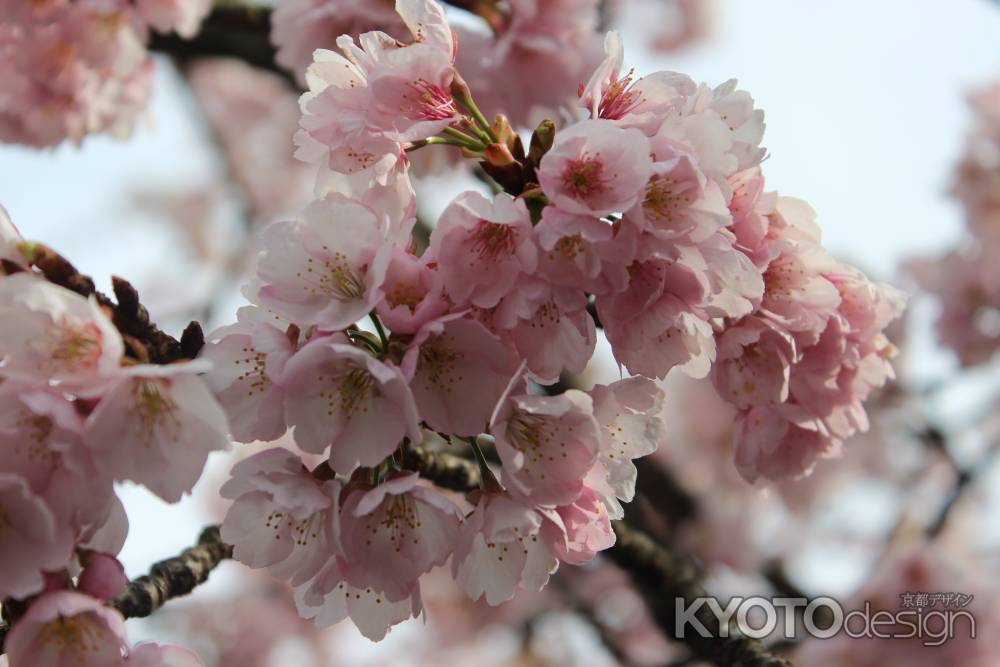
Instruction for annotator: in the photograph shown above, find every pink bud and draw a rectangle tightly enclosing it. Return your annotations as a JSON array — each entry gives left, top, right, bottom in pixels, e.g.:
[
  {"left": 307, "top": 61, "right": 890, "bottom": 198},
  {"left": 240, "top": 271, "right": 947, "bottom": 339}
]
[{"left": 78, "top": 552, "right": 128, "bottom": 601}]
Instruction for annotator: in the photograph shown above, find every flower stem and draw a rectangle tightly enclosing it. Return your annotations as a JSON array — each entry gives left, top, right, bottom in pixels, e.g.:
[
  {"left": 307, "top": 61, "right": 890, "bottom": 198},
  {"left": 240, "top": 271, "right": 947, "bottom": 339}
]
[
  {"left": 369, "top": 311, "right": 389, "bottom": 350},
  {"left": 442, "top": 127, "right": 486, "bottom": 151}
]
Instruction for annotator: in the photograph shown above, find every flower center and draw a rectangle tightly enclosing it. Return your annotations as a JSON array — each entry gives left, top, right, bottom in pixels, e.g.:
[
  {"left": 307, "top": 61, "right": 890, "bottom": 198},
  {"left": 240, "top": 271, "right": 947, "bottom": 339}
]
[
  {"left": 318, "top": 363, "right": 377, "bottom": 419},
  {"left": 34, "top": 614, "right": 112, "bottom": 661},
  {"left": 299, "top": 246, "right": 366, "bottom": 302},
  {"left": 402, "top": 79, "right": 457, "bottom": 121},
  {"left": 599, "top": 68, "right": 643, "bottom": 120},
  {"left": 235, "top": 345, "right": 269, "bottom": 397},
  {"left": 45, "top": 319, "right": 101, "bottom": 372},
  {"left": 643, "top": 175, "right": 693, "bottom": 224},
  {"left": 469, "top": 220, "right": 517, "bottom": 261},
  {"left": 367, "top": 495, "right": 420, "bottom": 552},
  {"left": 130, "top": 379, "right": 181, "bottom": 446},
  {"left": 561, "top": 156, "right": 607, "bottom": 199},
  {"left": 385, "top": 281, "right": 426, "bottom": 314},
  {"left": 418, "top": 335, "right": 460, "bottom": 392}
]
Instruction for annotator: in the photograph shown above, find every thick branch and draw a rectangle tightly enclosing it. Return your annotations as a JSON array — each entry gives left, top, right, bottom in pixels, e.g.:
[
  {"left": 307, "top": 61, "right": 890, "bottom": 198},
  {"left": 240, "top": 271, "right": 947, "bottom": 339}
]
[
  {"left": 605, "top": 522, "right": 791, "bottom": 667},
  {"left": 113, "top": 525, "right": 233, "bottom": 618},
  {"left": 149, "top": 6, "right": 296, "bottom": 87}
]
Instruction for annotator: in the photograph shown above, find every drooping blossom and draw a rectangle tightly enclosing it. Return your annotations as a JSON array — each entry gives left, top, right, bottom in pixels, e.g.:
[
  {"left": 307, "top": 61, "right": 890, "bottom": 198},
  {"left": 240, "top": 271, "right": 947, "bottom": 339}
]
[
  {"left": 451, "top": 493, "right": 562, "bottom": 606},
  {"left": 401, "top": 315, "right": 519, "bottom": 437},
  {"left": 338, "top": 473, "right": 462, "bottom": 602},
  {"left": 201, "top": 309, "right": 296, "bottom": 443},
  {"left": 82, "top": 361, "right": 231, "bottom": 502},
  {"left": 221, "top": 448, "right": 339, "bottom": 585},
  {"left": 491, "top": 376, "right": 602, "bottom": 505},
  {"left": 281, "top": 336, "right": 421, "bottom": 474}
]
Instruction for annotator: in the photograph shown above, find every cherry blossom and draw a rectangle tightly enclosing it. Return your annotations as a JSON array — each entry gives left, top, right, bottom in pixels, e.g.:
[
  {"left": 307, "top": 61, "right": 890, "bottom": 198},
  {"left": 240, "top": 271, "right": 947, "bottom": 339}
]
[
  {"left": 402, "top": 315, "right": 519, "bottom": 437},
  {"left": 0, "top": 273, "right": 123, "bottom": 390},
  {"left": 427, "top": 191, "right": 537, "bottom": 309},
  {"left": 537, "top": 119, "right": 653, "bottom": 217},
  {"left": 451, "top": 493, "right": 562, "bottom": 606},
  {"left": 281, "top": 336, "right": 421, "bottom": 473},
  {"left": 586, "top": 376, "right": 666, "bottom": 519},
  {"left": 3, "top": 591, "right": 128, "bottom": 667},
  {"left": 221, "top": 448, "right": 339, "bottom": 585},
  {"left": 339, "top": 473, "right": 462, "bottom": 602},
  {"left": 82, "top": 361, "right": 230, "bottom": 502},
  {"left": 491, "top": 377, "right": 602, "bottom": 505},
  {"left": 0, "top": 473, "right": 74, "bottom": 599},
  {"left": 201, "top": 311, "right": 296, "bottom": 443},
  {"left": 255, "top": 193, "right": 393, "bottom": 330}
]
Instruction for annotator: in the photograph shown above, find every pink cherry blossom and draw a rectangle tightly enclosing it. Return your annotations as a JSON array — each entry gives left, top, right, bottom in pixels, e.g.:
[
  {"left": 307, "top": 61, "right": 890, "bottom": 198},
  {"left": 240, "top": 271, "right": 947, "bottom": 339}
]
[
  {"left": 4, "top": 591, "right": 128, "bottom": 667},
  {"left": 220, "top": 448, "right": 338, "bottom": 585},
  {"left": 375, "top": 247, "right": 449, "bottom": 335},
  {"left": 491, "top": 378, "right": 602, "bottom": 505},
  {"left": 628, "top": 140, "right": 731, "bottom": 243},
  {"left": 655, "top": 78, "right": 766, "bottom": 194},
  {"left": 732, "top": 405, "right": 837, "bottom": 482},
  {"left": 201, "top": 312, "right": 295, "bottom": 443},
  {"left": 580, "top": 31, "right": 695, "bottom": 135},
  {"left": 586, "top": 376, "right": 665, "bottom": 518},
  {"left": 451, "top": 493, "right": 562, "bottom": 606},
  {"left": 507, "top": 282, "right": 597, "bottom": 384},
  {"left": 402, "top": 315, "right": 519, "bottom": 437},
  {"left": 78, "top": 552, "right": 129, "bottom": 601},
  {"left": 552, "top": 485, "right": 614, "bottom": 565},
  {"left": 281, "top": 337, "right": 421, "bottom": 474},
  {"left": 295, "top": 556, "right": 424, "bottom": 641},
  {"left": 0, "top": 2, "right": 154, "bottom": 147},
  {"left": 271, "top": 0, "right": 405, "bottom": 83},
  {"left": 597, "top": 254, "right": 717, "bottom": 379},
  {"left": 537, "top": 119, "right": 653, "bottom": 217},
  {"left": 712, "top": 316, "right": 796, "bottom": 409},
  {"left": 0, "top": 472, "right": 74, "bottom": 599},
  {"left": 82, "top": 361, "right": 230, "bottom": 503},
  {"left": 255, "top": 193, "right": 392, "bottom": 330},
  {"left": 0, "top": 380, "right": 107, "bottom": 521},
  {"left": 339, "top": 473, "right": 462, "bottom": 602},
  {"left": 296, "top": 1, "right": 459, "bottom": 160},
  {"left": 427, "top": 191, "right": 537, "bottom": 309},
  {"left": 0, "top": 273, "right": 123, "bottom": 390}
]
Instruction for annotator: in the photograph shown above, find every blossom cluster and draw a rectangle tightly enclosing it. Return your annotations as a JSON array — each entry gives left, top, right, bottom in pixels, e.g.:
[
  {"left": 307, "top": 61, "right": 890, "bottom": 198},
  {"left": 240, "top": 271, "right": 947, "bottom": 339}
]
[
  {"left": 0, "top": 0, "right": 210, "bottom": 147},
  {"left": 909, "top": 78, "right": 1000, "bottom": 367},
  {"left": 194, "top": 0, "right": 905, "bottom": 641},
  {"left": 0, "top": 208, "right": 228, "bottom": 662}
]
